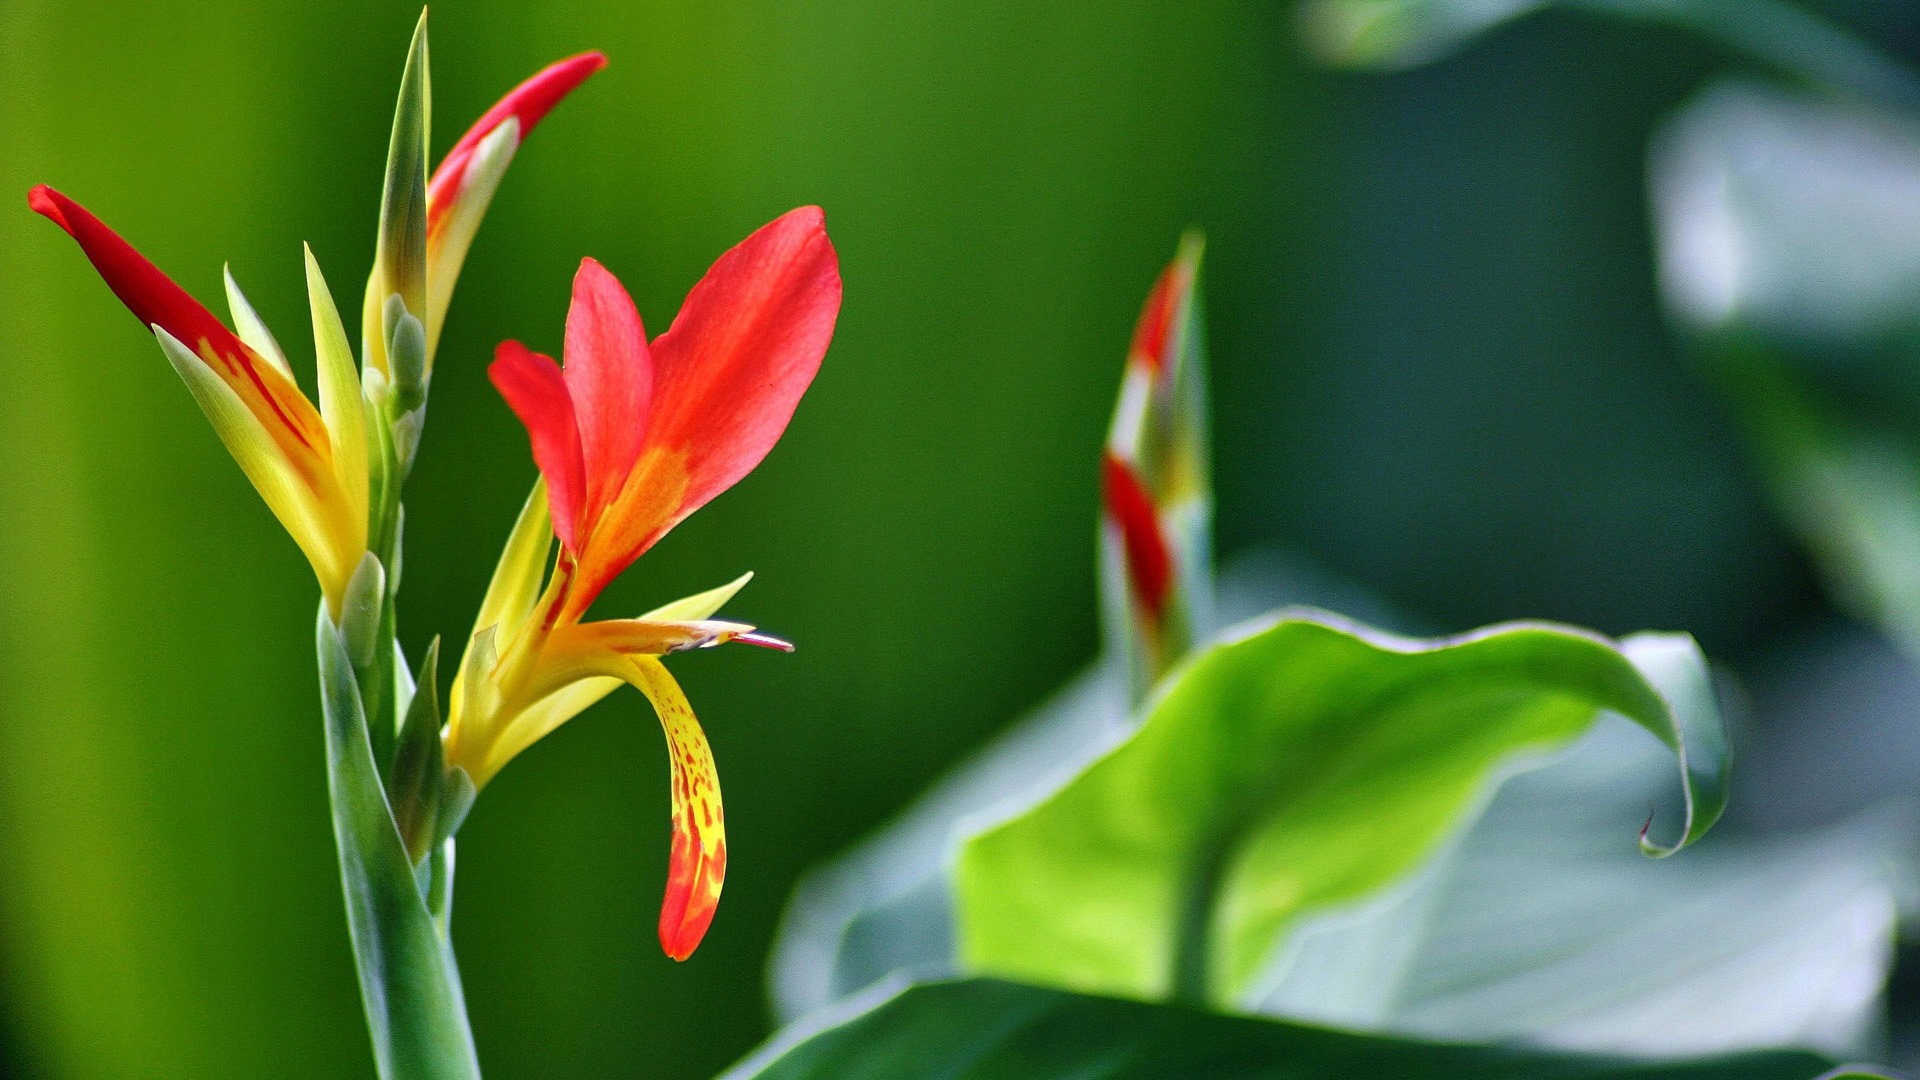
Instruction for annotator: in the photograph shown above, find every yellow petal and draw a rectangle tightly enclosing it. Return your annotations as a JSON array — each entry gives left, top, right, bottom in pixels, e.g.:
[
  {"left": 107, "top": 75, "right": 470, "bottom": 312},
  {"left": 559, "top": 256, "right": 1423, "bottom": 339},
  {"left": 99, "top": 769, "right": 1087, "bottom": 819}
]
[
  {"left": 304, "top": 246, "right": 371, "bottom": 544},
  {"left": 472, "top": 481, "right": 554, "bottom": 646},
  {"left": 155, "top": 326, "right": 359, "bottom": 609},
  {"left": 641, "top": 572, "right": 755, "bottom": 623},
  {"left": 471, "top": 673, "right": 620, "bottom": 784},
  {"left": 222, "top": 265, "right": 292, "bottom": 378},
  {"left": 518, "top": 618, "right": 755, "bottom": 707}
]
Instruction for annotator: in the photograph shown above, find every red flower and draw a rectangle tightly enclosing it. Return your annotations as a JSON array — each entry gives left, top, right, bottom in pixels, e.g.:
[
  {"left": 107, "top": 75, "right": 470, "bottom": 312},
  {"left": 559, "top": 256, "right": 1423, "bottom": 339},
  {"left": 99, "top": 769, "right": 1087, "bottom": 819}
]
[{"left": 447, "top": 209, "right": 841, "bottom": 961}]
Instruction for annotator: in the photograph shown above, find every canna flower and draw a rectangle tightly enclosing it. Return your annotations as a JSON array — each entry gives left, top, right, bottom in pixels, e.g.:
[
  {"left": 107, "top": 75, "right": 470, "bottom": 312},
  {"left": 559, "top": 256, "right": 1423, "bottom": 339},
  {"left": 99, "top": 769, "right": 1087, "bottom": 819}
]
[
  {"left": 28, "top": 45, "right": 603, "bottom": 612},
  {"left": 1101, "top": 232, "right": 1211, "bottom": 701},
  {"left": 447, "top": 209, "right": 841, "bottom": 960},
  {"left": 28, "top": 185, "right": 371, "bottom": 610}
]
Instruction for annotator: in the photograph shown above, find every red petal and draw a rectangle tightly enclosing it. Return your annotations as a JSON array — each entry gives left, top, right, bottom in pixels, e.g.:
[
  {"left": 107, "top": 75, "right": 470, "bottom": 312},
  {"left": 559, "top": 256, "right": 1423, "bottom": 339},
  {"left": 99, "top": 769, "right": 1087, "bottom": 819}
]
[
  {"left": 563, "top": 259, "right": 652, "bottom": 531},
  {"left": 660, "top": 826, "right": 725, "bottom": 961},
  {"left": 428, "top": 52, "right": 608, "bottom": 219},
  {"left": 573, "top": 206, "right": 841, "bottom": 606},
  {"left": 491, "top": 341, "right": 587, "bottom": 552},
  {"left": 1102, "top": 452, "right": 1172, "bottom": 619},
  {"left": 27, "top": 185, "right": 325, "bottom": 454},
  {"left": 1126, "top": 256, "right": 1192, "bottom": 378}
]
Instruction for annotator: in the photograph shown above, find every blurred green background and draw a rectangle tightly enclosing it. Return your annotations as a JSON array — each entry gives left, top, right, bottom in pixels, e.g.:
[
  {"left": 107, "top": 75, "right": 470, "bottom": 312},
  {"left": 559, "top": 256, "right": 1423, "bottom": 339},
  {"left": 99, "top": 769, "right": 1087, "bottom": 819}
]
[{"left": 0, "top": 1, "right": 1910, "bottom": 1077}]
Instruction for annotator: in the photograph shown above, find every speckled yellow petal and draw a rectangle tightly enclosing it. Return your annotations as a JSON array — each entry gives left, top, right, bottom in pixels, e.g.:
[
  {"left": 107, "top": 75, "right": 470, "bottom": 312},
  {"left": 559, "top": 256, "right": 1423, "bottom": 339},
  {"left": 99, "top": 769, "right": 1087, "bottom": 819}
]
[{"left": 625, "top": 656, "right": 726, "bottom": 961}]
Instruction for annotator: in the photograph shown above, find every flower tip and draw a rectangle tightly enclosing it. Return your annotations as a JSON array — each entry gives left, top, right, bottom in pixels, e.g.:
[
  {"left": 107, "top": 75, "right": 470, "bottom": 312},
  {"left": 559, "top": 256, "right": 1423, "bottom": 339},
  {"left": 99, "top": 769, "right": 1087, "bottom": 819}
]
[
  {"left": 734, "top": 630, "right": 794, "bottom": 653},
  {"left": 27, "top": 184, "right": 68, "bottom": 229}
]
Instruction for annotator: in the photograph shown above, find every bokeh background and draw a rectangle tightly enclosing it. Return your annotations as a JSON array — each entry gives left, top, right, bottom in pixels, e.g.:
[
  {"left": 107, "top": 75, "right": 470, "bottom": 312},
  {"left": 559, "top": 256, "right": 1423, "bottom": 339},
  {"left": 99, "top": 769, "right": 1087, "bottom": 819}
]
[{"left": 1, "top": 1, "right": 1915, "bottom": 1077}]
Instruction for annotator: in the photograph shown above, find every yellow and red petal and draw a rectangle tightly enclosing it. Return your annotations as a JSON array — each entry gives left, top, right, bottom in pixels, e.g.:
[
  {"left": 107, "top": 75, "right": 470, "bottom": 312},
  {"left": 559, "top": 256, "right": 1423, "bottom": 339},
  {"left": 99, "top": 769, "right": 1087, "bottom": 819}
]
[
  {"left": 570, "top": 206, "right": 841, "bottom": 611},
  {"left": 28, "top": 186, "right": 330, "bottom": 465},
  {"left": 563, "top": 259, "right": 652, "bottom": 529},
  {"left": 623, "top": 656, "right": 726, "bottom": 961},
  {"left": 491, "top": 341, "right": 588, "bottom": 552},
  {"left": 426, "top": 51, "right": 608, "bottom": 226},
  {"left": 422, "top": 52, "right": 607, "bottom": 361}
]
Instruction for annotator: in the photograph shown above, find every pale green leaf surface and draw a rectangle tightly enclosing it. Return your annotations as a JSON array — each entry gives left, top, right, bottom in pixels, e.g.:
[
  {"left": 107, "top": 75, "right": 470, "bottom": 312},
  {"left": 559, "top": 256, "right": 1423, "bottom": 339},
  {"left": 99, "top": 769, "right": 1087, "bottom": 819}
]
[
  {"left": 956, "top": 613, "right": 1728, "bottom": 1003},
  {"left": 317, "top": 606, "right": 479, "bottom": 1080},
  {"left": 1248, "top": 713, "right": 1906, "bottom": 1059},
  {"left": 723, "top": 978, "right": 1848, "bottom": 1080}
]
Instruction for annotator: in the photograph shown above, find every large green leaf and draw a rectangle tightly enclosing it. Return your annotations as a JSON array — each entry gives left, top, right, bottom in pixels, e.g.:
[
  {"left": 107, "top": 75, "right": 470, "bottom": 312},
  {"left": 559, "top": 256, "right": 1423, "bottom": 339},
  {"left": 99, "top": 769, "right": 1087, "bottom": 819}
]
[
  {"left": 768, "top": 554, "right": 1400, "bottom": 1020},
  {"left": 956, "top": 613, "right": 1728, "bottom": 1005},
  {"left": 316, "top": 607, "right": 479, "bottom": 1079},
  {"left": 723, "top": 978, "right": 1860, "bottom": 1080}
]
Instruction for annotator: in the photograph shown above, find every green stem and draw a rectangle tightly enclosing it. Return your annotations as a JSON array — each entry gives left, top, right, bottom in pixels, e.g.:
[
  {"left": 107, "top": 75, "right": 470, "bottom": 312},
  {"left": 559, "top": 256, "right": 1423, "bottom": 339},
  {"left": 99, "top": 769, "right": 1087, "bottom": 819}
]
[
  {"left": 318, "top": 610, "right": 480, "bottom": 1080},
  {"left": 1169, "top": 833, "right": 1232, "bottom": 1008}
]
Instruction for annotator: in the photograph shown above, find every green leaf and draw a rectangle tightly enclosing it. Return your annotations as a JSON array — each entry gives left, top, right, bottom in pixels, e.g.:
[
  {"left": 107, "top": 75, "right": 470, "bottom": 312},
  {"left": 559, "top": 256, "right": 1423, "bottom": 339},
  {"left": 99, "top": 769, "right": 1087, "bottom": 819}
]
[
  {"left": 316, "top": 606, "right": 479, "bottom": 1080},
  {"left": 767, "top": 553, "right": 1460, "bottom": 1021},
  {"left": 955, "top": 613, "right": 1728, "bottom": 1005},
  {"left": 724, "top": 978, "right": 1849, "bottom": 1080}
]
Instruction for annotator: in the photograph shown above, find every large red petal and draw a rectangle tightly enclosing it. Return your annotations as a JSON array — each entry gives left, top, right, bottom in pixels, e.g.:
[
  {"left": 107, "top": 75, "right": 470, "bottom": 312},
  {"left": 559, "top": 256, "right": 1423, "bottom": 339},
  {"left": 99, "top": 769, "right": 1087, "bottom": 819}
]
[
  {"left": 27, "top": 184, "right": 326, "bottom": 455},
  {"left": 491, "top": 341, "right": 587, "bottom": 552},
  {"left": 572, "top": 206, "right": 840, "bottom": 607},
  {"left": 563, "top": 259, "right": 652, "bottom": 532},
  {"left": 427, "top": 52, "right": 608, "bottom": 220}
]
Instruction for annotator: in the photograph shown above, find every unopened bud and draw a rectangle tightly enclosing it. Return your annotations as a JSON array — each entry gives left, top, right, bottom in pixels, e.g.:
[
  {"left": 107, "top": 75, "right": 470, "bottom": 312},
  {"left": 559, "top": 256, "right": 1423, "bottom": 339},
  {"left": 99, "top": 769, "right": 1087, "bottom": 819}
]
[
  {"left": 339, "top": 552, "right": 387, "bottom": 668},
  {"left": 384, "top": 294, "right": 430, "bottom": 414}
]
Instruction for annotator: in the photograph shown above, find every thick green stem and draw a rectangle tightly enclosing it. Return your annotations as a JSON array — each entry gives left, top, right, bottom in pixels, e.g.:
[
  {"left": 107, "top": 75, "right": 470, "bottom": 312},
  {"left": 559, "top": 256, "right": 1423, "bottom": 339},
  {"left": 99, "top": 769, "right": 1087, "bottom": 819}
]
[{"left": 1169, "top": 833, "right": 1232, "bottom": 1008}]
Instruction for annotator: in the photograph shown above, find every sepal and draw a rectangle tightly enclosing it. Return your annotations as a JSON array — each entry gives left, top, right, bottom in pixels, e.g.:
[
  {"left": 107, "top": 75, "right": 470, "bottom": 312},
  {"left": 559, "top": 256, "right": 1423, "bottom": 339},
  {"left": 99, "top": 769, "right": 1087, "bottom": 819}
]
[
  {"left": 389, "top": 638, "right": 473, "bottom": 866},
  {"left": 363, "top": 11, "right": 432, "bottom": 378},
  {"left": 339, "top": 552, "right": 387, "bottom": 669}
]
